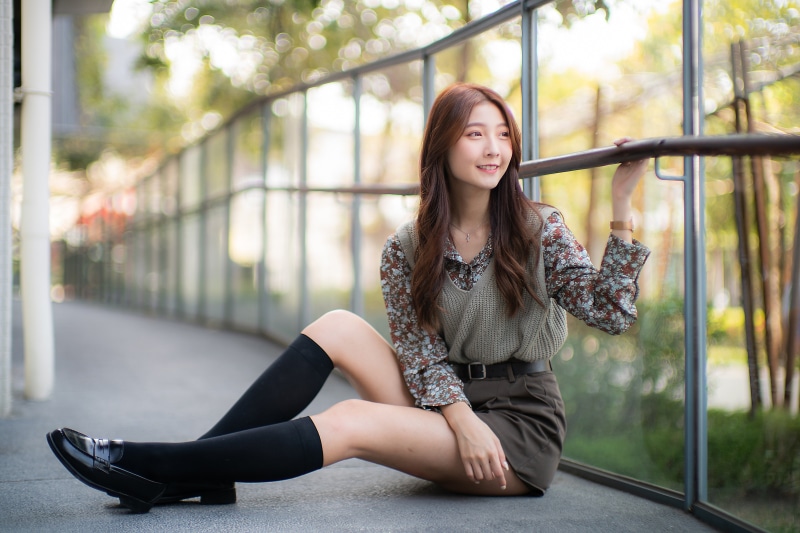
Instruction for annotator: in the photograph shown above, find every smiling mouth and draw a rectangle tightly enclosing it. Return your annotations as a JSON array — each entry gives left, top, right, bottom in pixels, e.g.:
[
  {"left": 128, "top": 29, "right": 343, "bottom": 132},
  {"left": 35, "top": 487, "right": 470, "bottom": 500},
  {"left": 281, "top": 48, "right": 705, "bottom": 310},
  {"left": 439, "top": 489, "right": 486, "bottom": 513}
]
[{"left": 477, "top": 165, "right": 499, "bottom": 171}]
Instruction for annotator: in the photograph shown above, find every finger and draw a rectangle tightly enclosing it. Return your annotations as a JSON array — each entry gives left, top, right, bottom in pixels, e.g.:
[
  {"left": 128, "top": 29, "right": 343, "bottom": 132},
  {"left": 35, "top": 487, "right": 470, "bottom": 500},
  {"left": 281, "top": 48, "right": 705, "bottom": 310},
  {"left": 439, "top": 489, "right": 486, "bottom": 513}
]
[
  {"left": 464, "top": 462, "right": 480, "bottom": 484},
  {"left": 491, "top": 462, "right": 507, "bottom": 490},
  {"left": 473, "top": 461, "right": 492, "bottom": 481},
  {"left": 493, "top": 448, "right": 509, "bottom": 490},
  {"left": 613, "top": 137, "right": 634, "bottom": 146}
]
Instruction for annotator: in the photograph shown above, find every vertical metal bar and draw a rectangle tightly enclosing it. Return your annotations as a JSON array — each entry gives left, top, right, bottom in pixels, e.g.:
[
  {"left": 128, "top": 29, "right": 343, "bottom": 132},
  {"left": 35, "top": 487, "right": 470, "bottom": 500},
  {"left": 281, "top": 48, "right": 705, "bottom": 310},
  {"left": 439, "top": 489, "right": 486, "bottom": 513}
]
[
  {"left": 351, "top": 76, "right": 363, "bottom": 316},
  {"left": 143, "top": 187, "right": 151, "bottom": 310},
  {"left": 223, "top": 127, "right": 234, "bottom": 327},
  {"left": 299, "top": 91, "right": 310, "bottom": 329},
  {"left": 158, "top": 181, "right": 167, "bottom": 314},
  {"left": 423, "top": 55, "right": 436, "bottom": 124},
  {"left": 175, "top": 157, "right": 184, "bottom": 319},
  {"left": 521, "top": 1, "right": 540, "bottom": 201},
  {"left": 258, "top": 103, "right": 270, "bottom": 335},
  {"left": 682, "top": 0, "right": 707, "bottom": 510},
  {"left": 198, "top": 142, "right": 208, "bottom": 322}
]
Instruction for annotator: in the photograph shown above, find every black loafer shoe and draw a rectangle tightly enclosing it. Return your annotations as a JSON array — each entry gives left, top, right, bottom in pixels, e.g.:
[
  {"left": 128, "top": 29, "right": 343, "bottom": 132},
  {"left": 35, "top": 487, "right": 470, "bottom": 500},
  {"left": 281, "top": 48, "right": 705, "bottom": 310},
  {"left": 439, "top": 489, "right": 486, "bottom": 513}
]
[
  {"left": 46, "top": 428, "right": 166, "bottom": 513},
  {"left": 136, "top": 481, "right": 236, "bottom": 507}
]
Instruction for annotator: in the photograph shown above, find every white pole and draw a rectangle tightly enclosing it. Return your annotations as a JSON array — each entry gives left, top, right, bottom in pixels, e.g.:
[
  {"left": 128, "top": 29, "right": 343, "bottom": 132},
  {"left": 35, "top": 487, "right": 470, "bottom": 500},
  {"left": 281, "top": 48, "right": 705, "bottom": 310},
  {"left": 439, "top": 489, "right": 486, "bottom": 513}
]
[
  {"left": 0, "top": 0, "right": 13, "bottom": 416},
  {"left": 20, "top": 0, "right": 54, "bottom": 401}
]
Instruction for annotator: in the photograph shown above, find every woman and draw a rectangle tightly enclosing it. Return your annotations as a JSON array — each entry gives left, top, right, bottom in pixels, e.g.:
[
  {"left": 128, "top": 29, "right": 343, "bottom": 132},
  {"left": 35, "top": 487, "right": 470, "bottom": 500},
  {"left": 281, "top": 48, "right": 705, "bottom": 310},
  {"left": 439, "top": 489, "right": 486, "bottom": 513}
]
[{"left": 47, "top": 83, "right": 650, "bottom": 513}]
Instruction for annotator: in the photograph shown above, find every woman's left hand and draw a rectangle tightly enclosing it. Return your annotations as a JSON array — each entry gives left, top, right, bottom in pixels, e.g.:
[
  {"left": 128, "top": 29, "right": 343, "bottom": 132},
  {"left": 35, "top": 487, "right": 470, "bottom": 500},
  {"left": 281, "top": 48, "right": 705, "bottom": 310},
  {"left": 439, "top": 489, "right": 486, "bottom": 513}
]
[
  {"left": 609, "top": 138, "right": 648, "bottom": 242},
  {"left": 611, "top": 137, "right": 648, "bottom": 203}
]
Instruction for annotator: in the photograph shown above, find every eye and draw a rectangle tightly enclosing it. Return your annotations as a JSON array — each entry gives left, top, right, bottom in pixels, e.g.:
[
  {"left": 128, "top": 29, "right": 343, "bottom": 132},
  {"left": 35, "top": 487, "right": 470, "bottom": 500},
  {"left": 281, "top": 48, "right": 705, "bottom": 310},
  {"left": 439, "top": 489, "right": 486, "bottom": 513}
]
[
  {"left": 499, "top": 130, "right": 510, "bottom": 138},
  {"left": 466, "top": 131, "right": 482, "bottom": 137}
]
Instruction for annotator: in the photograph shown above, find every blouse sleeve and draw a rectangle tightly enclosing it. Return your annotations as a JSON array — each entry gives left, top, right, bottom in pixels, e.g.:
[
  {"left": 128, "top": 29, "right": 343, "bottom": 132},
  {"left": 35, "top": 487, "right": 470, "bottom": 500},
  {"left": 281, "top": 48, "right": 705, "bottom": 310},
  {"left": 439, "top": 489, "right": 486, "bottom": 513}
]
[
  {"left": 380, "top": 234, "right": 469, "bottom": 409},
  {"left": 543, "top": 211, "right": 650, "bottom": 335}
]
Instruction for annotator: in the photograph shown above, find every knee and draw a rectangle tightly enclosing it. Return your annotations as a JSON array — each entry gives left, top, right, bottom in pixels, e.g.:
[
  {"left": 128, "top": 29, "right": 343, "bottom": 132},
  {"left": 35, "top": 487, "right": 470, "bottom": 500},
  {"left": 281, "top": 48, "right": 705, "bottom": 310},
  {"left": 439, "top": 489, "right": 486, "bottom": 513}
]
[
  {"left": 321, "top": 399, "right": 372, "bottom": 435},
  {"left": 328, "top": 398, "right": 370, "bottom": 416},
  {"left": 302, "top": 310, "right": 369, "bottom": 345},
  {"left": 304, "top": 309, "right": 358, "bottom": 334}
]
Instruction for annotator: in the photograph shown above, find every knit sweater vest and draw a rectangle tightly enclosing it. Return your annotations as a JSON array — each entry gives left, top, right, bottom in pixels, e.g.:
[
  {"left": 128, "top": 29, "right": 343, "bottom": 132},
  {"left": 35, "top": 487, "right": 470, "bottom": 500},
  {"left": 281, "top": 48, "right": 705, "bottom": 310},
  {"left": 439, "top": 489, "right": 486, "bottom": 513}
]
[{"left": 396, "top": 206, "right": 567, "bottom": 365}]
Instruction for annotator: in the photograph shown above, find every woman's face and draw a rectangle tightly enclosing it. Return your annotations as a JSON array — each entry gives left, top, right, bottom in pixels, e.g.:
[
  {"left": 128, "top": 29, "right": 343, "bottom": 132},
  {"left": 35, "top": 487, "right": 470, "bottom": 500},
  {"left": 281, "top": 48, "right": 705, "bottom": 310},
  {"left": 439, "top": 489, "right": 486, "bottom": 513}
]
[{"left": 446, "top": 101, "right": 512, "bottom": 196}]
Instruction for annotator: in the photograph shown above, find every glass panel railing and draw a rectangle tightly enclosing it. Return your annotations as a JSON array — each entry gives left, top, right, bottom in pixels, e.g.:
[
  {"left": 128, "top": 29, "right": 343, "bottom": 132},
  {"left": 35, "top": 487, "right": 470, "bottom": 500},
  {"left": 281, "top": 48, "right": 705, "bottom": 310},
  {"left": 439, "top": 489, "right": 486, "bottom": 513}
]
[
  {"left": 205, "top": 131, "right": 230, "bottom": 201},
  {"left": 264, "top": 190, "right": 301, "bottom": 341},
  {"left": 307, "top": 82, "right": 355, "bottom": 189},
  {"left": 548, "top": 159, "right": 687, "bottom": 492},
  {"left": 432, "top": 15, "right": 522, "bottom": 114},
  {"left": 132, "top": 229, "right": 148, "bottom": 309},
  {"left": 203, "top": 204, "right": 227, "bottom": 323},
  {"left": 229, "top": 189, "right": 264, "bottom": 331},
  {"left": 305, "top": 192, "right": 354, "bottom": 322},
  {"left": 703, "top": 152, "right": 800, "bottom": 531},
  {"left": 266, "top": 93, "right": 304, "bottom": 189},
  {"left": 161, "top": 220, "right": 178, "bottom": 316},
  {"left": 180, "top": 144, "right": 203, "bottom": 211},
  {"left": 359, "top": 192, "right": 419, "bottom": 339},
  {"left": 146, "top": 223, "right": 159, "bottom": 312},
  {"left": 179, "top": 213, "right": 201, "bottom": 320},
  {"left": 162, "top": 159, "right": 179, "bottom": 218},
  {"left": 231, "top": 111, "right": 264, "bottom": 192}
]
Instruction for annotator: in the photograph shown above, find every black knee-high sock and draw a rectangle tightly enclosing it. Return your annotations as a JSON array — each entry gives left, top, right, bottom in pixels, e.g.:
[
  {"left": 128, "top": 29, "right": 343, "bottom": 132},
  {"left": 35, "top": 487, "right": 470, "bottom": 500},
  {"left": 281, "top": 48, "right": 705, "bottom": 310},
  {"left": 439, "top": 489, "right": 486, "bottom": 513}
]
[
  {"left": 200, "top": 334, "right": 333, "bottom": 439},
  {"left": 120, "top": 417, "right": 324, "bottom": 483}
]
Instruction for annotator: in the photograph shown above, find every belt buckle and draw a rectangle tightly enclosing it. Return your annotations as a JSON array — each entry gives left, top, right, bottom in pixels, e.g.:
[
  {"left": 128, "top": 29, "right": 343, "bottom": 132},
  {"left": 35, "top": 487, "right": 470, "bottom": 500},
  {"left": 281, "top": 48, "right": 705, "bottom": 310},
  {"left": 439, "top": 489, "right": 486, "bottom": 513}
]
[{"left": 467, "top": 362, "right": 486, "bottom": 380}]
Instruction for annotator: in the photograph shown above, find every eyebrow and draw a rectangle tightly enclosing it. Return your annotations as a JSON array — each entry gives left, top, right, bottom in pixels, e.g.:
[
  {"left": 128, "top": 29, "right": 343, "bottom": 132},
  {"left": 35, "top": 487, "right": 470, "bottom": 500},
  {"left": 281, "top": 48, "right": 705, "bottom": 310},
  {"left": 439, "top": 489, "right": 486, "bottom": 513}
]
[{"left": 464, "top": 121, "right": 509, "bottom": 128}]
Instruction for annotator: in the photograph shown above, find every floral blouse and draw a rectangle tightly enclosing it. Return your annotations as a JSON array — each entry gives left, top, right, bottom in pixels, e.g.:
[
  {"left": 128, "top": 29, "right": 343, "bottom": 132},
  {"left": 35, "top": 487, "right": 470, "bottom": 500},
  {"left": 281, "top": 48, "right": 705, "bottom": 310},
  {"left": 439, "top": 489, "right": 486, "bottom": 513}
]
[{"left": 379, "top": 210, "right": 651, "bottom": 409}]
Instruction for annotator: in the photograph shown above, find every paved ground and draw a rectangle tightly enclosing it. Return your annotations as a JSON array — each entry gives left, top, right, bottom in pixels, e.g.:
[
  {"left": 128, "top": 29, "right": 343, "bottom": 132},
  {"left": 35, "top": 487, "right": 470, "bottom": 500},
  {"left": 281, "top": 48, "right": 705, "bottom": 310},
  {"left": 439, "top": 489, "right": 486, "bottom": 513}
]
[{"left": 0, "top": 301, "right": 719, "bottom": 532}]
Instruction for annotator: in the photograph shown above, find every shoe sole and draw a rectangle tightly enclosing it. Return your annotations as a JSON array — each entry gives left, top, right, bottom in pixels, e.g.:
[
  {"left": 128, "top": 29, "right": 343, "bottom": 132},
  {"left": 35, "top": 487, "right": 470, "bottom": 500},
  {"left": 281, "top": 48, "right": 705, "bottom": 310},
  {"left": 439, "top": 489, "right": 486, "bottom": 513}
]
[{"left": 135, "top": 485, "right": 237, "bottom": 506}]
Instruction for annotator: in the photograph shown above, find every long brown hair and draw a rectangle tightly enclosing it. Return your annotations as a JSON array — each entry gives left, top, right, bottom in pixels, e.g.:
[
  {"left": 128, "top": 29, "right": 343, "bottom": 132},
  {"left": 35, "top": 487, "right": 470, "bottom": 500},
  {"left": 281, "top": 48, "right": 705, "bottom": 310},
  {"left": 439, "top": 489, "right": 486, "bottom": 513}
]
[{"left": 412, "top": 83, "right": 544, "bottom": 332}]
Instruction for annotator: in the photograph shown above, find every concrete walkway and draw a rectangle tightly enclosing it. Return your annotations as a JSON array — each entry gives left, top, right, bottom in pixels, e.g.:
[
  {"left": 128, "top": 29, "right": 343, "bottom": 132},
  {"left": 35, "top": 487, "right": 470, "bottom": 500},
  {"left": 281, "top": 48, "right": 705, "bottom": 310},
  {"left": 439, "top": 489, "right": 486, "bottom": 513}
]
[{"left": 0, "top": 301, "right": 718, "bottom": 532}]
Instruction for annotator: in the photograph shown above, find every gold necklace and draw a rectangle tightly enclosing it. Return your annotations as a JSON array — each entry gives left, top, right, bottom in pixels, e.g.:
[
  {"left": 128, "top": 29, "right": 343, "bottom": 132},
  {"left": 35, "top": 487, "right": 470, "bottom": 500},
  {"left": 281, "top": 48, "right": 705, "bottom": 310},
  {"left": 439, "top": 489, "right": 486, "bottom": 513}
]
[{"left": 449, "top": 221, "right": 487, "bottom": 243}]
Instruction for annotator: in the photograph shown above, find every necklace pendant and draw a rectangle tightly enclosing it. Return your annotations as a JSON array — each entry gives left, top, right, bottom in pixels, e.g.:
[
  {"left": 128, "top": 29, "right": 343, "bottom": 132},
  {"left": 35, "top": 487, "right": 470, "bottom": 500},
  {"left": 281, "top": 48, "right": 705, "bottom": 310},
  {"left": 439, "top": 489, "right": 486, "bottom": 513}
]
[{"left": 465, "top": 234, "right": 470, "bottom": 243}]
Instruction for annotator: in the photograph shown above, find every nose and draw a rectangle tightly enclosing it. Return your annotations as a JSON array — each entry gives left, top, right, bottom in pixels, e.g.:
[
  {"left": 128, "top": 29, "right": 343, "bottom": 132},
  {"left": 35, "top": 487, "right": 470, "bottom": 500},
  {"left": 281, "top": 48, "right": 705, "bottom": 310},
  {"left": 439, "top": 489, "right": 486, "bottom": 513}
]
[{"left": 485, "top": 136, "right": 500, "bottom": 157}]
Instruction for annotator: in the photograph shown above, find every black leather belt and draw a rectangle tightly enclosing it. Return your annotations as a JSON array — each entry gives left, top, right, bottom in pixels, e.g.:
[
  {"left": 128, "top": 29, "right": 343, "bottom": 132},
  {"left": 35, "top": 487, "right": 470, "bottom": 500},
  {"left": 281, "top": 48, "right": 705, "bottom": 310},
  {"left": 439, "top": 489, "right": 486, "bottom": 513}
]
[{"left": 451, "top": 359, "right": 551, "bottom": 382}]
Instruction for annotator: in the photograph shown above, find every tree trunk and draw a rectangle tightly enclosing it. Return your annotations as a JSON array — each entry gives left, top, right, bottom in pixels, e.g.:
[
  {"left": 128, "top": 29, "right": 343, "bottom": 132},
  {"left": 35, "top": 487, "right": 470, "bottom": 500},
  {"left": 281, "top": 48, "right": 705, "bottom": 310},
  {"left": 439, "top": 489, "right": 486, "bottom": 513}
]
[
  {"left": 731, "top": 41, "right": 761, "bottom": 414},
  {"left": 741, "top": 41, "right": 783, "bottom": 408},
  {"left": 784, "top": 166, "right": 800, "bottom": 408}
]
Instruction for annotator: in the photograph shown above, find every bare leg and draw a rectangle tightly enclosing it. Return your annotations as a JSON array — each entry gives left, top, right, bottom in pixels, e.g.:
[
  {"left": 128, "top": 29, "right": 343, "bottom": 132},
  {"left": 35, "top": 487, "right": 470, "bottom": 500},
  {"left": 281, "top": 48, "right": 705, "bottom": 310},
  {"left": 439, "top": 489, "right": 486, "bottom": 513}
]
[
  {"left": 305, "top": 311, "right": 530, "bottom": 495},
  {"left": 311, "top": 399, "right": 530, "bottom": 496},
  {"left": 200, "top": 310, "right": 402, "bottom": 439},
  {"left": 302, "top": 310, "right": 415, "bottom": 407}
]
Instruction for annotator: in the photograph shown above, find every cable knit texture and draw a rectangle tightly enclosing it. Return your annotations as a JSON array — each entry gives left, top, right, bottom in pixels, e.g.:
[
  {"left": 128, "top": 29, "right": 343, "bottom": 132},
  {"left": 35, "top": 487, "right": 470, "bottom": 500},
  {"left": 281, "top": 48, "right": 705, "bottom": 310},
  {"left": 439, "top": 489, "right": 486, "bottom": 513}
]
[{"left": 396, "top": 206, "right": 567, "bottom": 366}]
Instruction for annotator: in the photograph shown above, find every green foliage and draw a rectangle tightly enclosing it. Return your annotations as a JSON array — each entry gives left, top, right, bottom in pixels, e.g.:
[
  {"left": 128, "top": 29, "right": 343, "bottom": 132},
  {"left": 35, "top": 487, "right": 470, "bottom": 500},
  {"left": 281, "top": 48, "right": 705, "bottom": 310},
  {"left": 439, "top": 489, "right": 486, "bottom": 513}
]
[
  {"left": 552, "top": 0, "right": 612, "bottom": 24},
  {"left": 562, "top": 295, "right": 799, "bottom": 531}
]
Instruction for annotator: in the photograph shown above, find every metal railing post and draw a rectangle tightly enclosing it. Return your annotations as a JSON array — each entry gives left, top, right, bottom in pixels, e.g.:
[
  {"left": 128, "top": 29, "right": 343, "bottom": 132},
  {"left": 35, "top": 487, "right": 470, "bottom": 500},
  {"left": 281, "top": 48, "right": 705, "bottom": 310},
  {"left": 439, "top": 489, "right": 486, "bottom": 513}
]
[
  {"left": 223, "top": 126, "right": 234, "bottom": 326},
  {"left": 351, "top": 76, "right": 363, "bottom": 316},
  {"left": 521, "top": 1, "right": 540, "bottom": 201},
  {"left": 423, "top": 54, "right": 436, "bottom": 123},
  {"left": 259, "top": 103, "right": 271, "bottom": 335},
  {"left": 682, "top": 0, "right": 708, "bottom": 509},
  {"left": 198, "top": 143, "right": 208, "bottom": 322},
  {"left": 299, "top": 91, "right": 310, "bottom": 328}
]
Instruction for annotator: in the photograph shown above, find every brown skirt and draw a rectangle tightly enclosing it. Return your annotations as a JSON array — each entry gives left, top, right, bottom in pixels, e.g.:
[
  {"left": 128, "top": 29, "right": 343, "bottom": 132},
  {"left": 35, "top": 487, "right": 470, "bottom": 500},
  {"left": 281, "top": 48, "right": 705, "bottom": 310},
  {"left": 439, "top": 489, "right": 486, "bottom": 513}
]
[{"left": 464, "top": 369, "right": 566, "bottom": 496}]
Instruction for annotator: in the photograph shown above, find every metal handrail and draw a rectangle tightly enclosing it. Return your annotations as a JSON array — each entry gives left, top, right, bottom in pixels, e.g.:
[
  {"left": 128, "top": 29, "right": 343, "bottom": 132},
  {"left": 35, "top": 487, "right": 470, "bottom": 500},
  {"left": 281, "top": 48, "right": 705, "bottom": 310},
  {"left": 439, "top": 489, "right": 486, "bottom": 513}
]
[
  {"left": 222, "top": 134, "right": 800, "bottom": 198},
  {"left": 520, "top": 134, "right": 800, "bottom": 177}
]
